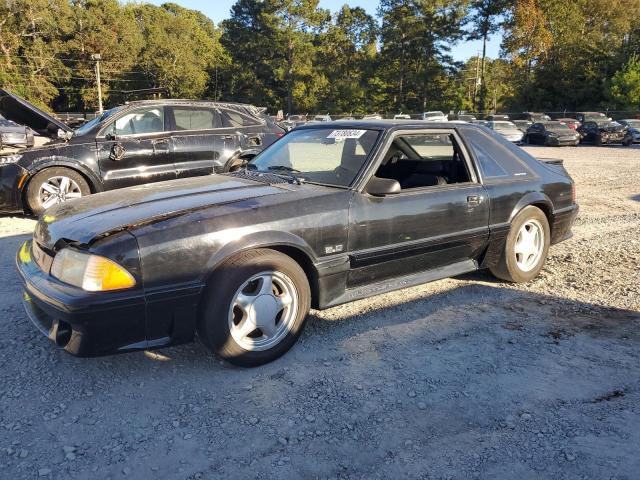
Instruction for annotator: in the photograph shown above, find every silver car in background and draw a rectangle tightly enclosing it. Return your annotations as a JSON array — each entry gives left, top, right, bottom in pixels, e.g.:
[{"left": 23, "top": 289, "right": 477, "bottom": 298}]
[
  {"left": 488, "top": 120, "right": 524, "bottom": 143},
  {"left": 421, "top": 111, "right": 448, "bottom": 122},
  {"left": 0, "top": 116, "right": 34, "bottom": 153}
]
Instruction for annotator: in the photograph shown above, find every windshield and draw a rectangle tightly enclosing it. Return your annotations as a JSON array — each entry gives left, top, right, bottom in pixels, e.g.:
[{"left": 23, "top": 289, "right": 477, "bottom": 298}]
[
  {"left": 248, "top": 128, "right": 380, "bottom": 187},
  {"left": 491, "top": 121, "right": 517, "bottom": 130},
  {"left": 73, "top": 106, "right": 123, "bottom": 136}
]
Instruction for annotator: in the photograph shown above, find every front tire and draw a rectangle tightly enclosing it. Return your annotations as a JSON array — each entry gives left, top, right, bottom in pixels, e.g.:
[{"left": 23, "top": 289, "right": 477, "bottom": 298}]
[
  {"left": 198, "top": 249, "right": 311, "bottom": 367},
  {"left": 25, "top": 167, "right": 90, "bottom": 215},
  {"left": 490, "top": 206, "right": 550, "bottom": 283}
]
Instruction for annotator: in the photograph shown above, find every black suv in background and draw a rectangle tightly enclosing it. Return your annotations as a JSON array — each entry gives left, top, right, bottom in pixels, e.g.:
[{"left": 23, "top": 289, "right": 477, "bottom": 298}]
[{"left": 0, "top": 90, "right": 284, "bottom": 214}]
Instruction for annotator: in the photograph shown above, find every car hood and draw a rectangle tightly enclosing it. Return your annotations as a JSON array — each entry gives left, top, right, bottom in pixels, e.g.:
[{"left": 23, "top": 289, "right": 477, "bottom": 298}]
[
  {"left": 0, "top": 89, "right": 72, "bottom": 138},
  {"left": 34, "top": 175, "right": 290, "bottom": 249}
]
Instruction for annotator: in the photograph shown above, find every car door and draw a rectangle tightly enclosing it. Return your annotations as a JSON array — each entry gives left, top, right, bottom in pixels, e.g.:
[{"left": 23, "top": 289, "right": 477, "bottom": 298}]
[
  {"left": 96, "top": 106, "right": 175, "bottom": 190},
  {"left": 346, "top": 130, "right": 490, "bottom": 287},
  {"left": 167, "top": 105, "right": 226, "bottom": 178}
]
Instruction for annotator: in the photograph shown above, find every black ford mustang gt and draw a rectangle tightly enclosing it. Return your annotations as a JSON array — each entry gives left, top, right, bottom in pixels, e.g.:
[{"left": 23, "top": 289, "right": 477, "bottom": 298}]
[{"left": 17, "top": 121, "right": 578, "bottom": 366}]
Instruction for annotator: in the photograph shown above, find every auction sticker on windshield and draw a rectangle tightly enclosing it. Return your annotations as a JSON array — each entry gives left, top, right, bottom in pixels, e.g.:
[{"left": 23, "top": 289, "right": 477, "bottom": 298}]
[{"left": 327, "top": 130, "right": 367, "bottom": 139}]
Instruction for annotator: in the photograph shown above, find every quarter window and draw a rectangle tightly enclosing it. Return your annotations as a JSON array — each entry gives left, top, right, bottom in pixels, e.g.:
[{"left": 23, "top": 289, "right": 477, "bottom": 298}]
[
  {"left": 464, "top": 128, "right": 532, "bottom": 180},
  {"left": 172, "top": 107, "right": 220, "bottom": 131},
  {"left": 113, "top": 107, "right": 164, "bottom": 136},
  {"left": 221, "top": 109, "right": 259, "bottom": 128}
]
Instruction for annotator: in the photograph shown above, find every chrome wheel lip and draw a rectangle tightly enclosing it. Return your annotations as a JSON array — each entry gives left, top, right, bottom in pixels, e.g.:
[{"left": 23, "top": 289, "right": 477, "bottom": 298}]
[
  {"left": 227, "top": 270, "right": 298, "bottom": 352},
  {"left": 514, "top": 219, "right": 544, "bottom": 272},
  {"left": 38, "top": 175, "right": 82, "bottom": 210}
]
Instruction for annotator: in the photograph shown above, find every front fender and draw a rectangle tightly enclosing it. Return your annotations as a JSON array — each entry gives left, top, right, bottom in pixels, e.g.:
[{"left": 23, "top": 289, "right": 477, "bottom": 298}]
[
  {"left": 26, "top": 159, "right": 103, "bottom": 193},
  {"left": 201, "top": 230, "right": 318, "bottom": 283}
]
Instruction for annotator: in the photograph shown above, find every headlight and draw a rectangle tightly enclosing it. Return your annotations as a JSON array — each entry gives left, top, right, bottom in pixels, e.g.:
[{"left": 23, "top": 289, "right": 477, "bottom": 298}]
[
  {"left": 51, "top": 248, "right": 136, "bottom": 291},
  {"left": 0, "top": 154, "right": 22, "bottom": 165}
]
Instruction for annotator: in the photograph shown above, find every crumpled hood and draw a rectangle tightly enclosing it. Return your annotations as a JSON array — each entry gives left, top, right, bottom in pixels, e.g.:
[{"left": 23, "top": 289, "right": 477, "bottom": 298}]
[{"left": 34, "top": 175, "right": 286, "bottom": 249}]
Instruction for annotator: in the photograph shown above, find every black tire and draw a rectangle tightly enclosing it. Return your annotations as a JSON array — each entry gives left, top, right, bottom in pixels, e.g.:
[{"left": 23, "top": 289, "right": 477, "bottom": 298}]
[
  {"left": 489, "top": 206, "right": 550, "bottom": 283},
  {"left": 25, "top": 167, "right": 91, "bottom": 215},
  {"left": 198, "top": 248, "right": 311, "bottom": 367},
  {"left": 594, "top": 135, "right": 602, "bottom": 146},
  {"left": 523, "top": 135, "right": 530, "bottom": 145},
  {"left": 623, "top": 138, "right": 632, "bottom": 147}
]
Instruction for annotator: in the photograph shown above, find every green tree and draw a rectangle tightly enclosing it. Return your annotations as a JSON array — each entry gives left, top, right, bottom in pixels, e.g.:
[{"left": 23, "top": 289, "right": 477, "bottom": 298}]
[
  {"left": 0, "top": 0, "right": 73, "bottom": 109},
  {"left": 316, "top": 6, "right": 378, "bottom": 114},
  {"left": 131, "top": 3, "right": 227, "bottom": 100},
  {"left": 466, "top": 0, "right": 511, "bottom": 111},
  {"left": 609, "top": 55, "right": 640, "bottom": 108}
]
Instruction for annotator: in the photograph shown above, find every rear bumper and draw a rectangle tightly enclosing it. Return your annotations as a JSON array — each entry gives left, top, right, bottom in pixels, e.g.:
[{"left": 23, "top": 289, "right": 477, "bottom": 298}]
[
  {"left": 16, "top": 240, "right": 202, "bottom": 356},
  {"left": 550, "top": 204, "right": 579, "bottom": 244}
]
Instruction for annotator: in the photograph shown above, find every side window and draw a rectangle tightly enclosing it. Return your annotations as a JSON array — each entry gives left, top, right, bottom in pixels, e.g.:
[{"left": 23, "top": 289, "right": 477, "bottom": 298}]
[
  {"left": 172, "top": 107, "right": 221, "bottom": 131},
  {"left": 113, "top": 107, "right": 164, "bottom": 136},
  {"left": 374, "top": 133, "right": 471, "bottom": 190},
  {"left": 221, "top": 109, "right": 260, "bottom": 128},
  {"left": 464, "top": 128, "right": 531, "bottom": 180}
]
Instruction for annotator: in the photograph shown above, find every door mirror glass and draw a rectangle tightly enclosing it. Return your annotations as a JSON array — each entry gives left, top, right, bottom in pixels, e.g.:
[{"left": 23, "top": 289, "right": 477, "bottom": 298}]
[{"left": 365, "top": 176, "right": 401, "bottom": 196}]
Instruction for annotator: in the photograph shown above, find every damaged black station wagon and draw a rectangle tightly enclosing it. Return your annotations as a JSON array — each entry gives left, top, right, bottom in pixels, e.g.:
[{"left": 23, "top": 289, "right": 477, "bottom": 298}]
[{"left": 17, "top": 121, "right": 578, "bottom": 366}]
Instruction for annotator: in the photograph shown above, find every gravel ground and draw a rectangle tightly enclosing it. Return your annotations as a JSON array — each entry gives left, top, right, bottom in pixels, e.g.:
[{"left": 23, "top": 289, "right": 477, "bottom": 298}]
[{"left": 1, "top": 144, "right": 639, "bottom": 480}]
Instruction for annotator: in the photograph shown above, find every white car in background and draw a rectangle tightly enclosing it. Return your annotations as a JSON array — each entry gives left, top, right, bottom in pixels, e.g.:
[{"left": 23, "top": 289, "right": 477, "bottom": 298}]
[
  {"left": 393, "top": 114, "right": 411, "bottom": 120},
  {"left": 421, "top": 111, "right": 448, "bottom": 122},
  {"left": 488, "top": 120, "right": 525, "bottom": 144}
]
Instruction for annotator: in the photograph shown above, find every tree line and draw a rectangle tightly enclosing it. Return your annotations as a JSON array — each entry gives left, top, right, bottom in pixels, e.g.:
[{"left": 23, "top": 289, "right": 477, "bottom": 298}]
[{"left": 1, "top": 0, "right": 639, "bottom": 115}]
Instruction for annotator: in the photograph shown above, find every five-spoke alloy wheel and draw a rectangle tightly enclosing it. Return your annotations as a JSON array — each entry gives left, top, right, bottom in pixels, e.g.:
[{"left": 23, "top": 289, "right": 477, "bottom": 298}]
[
  {"left": 490, "top": 205, "right": 550, "bottom": 283},
  {"left": 199, "top": 249, "right": 311, "bottom": 367}
]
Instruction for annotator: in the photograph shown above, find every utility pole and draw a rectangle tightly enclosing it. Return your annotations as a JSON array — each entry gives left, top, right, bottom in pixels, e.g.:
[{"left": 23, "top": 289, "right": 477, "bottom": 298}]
[
  {"left": 91, "top": 53, "right": 103, "bottom": 114},
  {"left": 472, "top": 52, "right": 481, "bottom": 112}
]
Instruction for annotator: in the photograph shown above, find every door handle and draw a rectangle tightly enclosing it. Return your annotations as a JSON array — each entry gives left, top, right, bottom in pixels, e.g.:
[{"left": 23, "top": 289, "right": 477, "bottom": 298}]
[
  {"left": 152, "top": 138, "right": 169, "bottom": 145},
  {"left": 221, "top": 135, "right": 234, "bottom": 140},
  {"left": 467, "top": 195, "right": 483, "bottom": 206}
]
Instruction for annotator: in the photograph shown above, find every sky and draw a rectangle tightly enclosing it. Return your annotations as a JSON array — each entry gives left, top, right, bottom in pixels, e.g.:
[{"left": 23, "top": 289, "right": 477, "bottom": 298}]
[{"left": 147, "top": 0, "right": 502, "bottom": 62}]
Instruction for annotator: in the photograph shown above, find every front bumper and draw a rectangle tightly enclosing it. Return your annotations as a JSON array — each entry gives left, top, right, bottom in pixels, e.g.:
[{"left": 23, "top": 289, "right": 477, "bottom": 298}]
[
  {"left": 547, "top": 136, "right": 579, "bottom": 146},
  {"left": 0, "top": 163, "right": 28, "bottom": 213},
  {"left": 16, "top": 240, "right": 203, "bottom": 356}
]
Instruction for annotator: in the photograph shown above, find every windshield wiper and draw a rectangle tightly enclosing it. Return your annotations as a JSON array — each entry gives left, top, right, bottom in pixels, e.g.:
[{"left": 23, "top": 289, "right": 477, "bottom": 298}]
[
  {"left": 267, "top": 165, "right": 302, "bottom": 173},
  {"left": 266, "top": 165, "right": 305, "bottom": 184}
]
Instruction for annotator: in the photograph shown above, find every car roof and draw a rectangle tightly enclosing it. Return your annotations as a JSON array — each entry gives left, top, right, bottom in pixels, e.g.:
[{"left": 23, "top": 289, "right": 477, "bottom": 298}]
[
  {"left": 295, "top": 119, "right": 477, "bottom": 131},
  {"left": 122, "top": 99, "right": 262, "bottom": 112}
]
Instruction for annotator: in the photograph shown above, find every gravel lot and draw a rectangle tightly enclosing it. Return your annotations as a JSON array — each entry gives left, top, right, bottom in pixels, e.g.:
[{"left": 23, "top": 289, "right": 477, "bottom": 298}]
[{"left": 1, "top": 145, "right": 639, "bottom": 479}]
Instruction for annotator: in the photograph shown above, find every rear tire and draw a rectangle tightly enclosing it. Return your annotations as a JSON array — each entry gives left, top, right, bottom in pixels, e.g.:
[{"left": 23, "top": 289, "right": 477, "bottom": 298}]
[
  {"left": 490, "top": 206, "right": 550, "bottom": 283},
  {"left": 198, "top": 249, "right": 311, "bottom": 367},
  {"left": 25, "top": 167, "right": 90, "bottom": 215}
]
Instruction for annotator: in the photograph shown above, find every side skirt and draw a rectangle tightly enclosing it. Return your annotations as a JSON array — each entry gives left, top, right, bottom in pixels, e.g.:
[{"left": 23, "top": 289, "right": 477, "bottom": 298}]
[{"left": 323, "top": 259, "right": 478, "bottom": 309}]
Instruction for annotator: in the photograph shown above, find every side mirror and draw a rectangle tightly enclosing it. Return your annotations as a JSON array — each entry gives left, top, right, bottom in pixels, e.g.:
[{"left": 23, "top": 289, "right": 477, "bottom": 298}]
[
  {"left": 365, "top": 176, "right": 401, "bottom": 197},
  {"left": 105, "top": 132, "right": 117, "bottom": 141}
]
